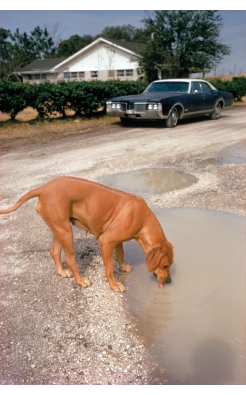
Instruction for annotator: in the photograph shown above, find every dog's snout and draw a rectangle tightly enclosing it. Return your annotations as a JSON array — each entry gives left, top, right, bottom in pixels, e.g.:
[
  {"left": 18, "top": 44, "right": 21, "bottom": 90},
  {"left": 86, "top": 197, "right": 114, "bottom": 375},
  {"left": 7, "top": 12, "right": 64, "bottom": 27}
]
[{"left": 166, "top": 277, "right": 172, "bottom": 283}]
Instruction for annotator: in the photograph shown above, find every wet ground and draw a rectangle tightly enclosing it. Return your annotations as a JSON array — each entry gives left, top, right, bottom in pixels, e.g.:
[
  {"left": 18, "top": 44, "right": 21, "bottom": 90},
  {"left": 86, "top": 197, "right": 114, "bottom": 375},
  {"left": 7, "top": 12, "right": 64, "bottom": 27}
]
[
  {"left": 98, "top": 157, "right": 246, "bottom": 385},
  {"left": 120, "top": 208, "right": 246, "bottom": 385},
  {"left": 220, "top": 142, "right": 246, "bottom": 165}
]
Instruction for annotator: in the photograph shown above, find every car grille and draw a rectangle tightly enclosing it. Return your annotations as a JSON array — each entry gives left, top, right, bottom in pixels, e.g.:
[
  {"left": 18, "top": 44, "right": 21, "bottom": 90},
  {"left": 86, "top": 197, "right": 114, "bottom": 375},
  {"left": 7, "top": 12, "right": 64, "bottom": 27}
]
[{"left": 134, "top": 103, "right": 147, "bottom": 112}]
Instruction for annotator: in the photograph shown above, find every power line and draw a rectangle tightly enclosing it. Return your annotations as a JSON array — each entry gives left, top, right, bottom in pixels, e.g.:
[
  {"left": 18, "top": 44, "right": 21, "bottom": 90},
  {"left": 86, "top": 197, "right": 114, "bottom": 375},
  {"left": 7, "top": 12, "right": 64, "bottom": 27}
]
[
  {"left": 230, "top": 42, "right": 246, "bottom": 49},
  {"left": 220, "top": 29, "right": 246, "bottom": 41}
]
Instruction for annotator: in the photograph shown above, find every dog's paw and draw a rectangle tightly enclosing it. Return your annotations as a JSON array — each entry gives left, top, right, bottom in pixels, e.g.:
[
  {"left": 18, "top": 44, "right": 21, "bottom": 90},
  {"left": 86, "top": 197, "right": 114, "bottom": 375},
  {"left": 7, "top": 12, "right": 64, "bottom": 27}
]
[
  {"left": 110, "top": 282, "right": 126, "bottom": 293},
  {"left": 78, "top": 277, "right": 92, "bottom": 288},
  {"left": 59, "top": 269, "right": 73, "bottom": 278},
  {"left": 120, "top": 263, "right": 133, "bottom": 273}
]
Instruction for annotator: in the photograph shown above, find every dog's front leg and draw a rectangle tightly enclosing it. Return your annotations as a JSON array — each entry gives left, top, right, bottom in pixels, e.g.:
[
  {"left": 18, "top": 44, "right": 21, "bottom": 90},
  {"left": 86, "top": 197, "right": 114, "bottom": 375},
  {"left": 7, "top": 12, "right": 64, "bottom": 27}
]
[
  {"left": 100, "top": 242, "right": 126, "bottom": 292},
  {"left": 115, "top": 243, "right": 133, "bottom": 273}
]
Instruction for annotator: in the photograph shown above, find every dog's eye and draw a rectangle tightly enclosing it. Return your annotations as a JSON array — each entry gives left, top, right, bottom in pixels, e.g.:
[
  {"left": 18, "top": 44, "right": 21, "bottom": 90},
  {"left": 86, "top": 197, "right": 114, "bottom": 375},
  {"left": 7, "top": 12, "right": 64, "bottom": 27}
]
[{"left": 163, "top": 265, "right": 169, "bottom": 270}]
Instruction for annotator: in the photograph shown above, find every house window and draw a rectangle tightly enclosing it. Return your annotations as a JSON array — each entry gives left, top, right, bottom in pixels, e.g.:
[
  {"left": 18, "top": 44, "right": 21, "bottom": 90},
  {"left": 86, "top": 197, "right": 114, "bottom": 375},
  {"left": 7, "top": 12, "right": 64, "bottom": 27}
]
[
  {"left": 117, "top": 69, "right": 133, "bottom": 77},
  {"left": 63, "top": 71, "right": 85, "bottom": 80},
  {"left": 71, "top": 72, "right": 77, "bottom": 78},
  {"left": 91, "top": 71, "right": 98, "bottom": 78},
  {"left": 117, "top": 70, "right": 125, "bottom": 77},
  {"left": 29, "top": 74, "right": 47, "bottom": 80},
  {"left": 126, "top": 70, "right": 133, "bottom": 77}
]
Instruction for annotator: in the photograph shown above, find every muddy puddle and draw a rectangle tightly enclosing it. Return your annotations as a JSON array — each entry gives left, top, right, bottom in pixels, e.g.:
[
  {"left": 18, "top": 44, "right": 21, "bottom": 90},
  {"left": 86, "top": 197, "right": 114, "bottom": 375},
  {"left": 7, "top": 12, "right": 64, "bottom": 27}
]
[
  {"left": 220, "top": 141, "right": 246, "bottom": 165},
  {"left": 98, "top": 168, "right": 198, "bottom": 195},
  {"left": 119, "top": 208, "right": 246, "bottom": 384}
]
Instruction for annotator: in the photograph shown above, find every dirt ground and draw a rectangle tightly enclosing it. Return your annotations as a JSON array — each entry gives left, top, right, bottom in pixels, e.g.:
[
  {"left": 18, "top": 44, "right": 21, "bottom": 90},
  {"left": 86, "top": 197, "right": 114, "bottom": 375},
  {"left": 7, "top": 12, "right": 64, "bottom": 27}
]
[{"left": 0, "top": 106, "right": 245, "bottom": 384}]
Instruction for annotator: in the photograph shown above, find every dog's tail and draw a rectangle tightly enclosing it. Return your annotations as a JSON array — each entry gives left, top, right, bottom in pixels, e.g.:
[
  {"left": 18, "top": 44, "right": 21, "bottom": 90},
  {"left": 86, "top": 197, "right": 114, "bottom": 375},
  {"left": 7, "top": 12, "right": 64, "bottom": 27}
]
[{"left": 0, "top": 187, "right": 43, "bottom": 214}]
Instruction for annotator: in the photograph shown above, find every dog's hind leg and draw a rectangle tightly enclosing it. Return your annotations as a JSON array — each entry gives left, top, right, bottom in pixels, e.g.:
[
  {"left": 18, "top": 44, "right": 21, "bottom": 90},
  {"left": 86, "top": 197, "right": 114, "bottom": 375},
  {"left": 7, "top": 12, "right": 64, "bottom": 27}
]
[
  {"left": 100, "top": 241, "right": 126, "bottom": 292},
  {"left": 115, "top": 243, "right": 133, "bottom": 273},
  {"left": 45, "top": 220, "right": 92, "bottom": 288},
  {"left": 37, "top": 201, "right": 92, "bottom": 288},
  {"left": 54, "top": 227, "right": 92, "bottom": 288},
  {"left": 50, "top": 236, "right": 73, "bottom": 278}
]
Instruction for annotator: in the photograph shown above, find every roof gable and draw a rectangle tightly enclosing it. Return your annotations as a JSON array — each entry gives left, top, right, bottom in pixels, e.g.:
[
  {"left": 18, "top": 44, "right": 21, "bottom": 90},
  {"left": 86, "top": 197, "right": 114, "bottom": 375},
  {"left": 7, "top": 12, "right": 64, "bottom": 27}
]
[{"left": 55, "top": 37, "right": 143, "bottom": 69}]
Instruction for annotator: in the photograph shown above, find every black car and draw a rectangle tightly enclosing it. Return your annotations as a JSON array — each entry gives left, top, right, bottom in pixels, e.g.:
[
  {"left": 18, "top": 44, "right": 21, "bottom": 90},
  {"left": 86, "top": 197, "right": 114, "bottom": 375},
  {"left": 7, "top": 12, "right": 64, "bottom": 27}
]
[{"left": 106, "top": 79, "right": 234, "bottom": 128}]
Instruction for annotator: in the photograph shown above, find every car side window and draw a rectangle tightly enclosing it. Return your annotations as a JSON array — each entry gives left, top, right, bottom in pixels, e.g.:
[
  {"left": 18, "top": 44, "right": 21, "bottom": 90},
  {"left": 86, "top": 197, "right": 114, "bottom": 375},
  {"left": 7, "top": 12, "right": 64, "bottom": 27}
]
[
  {"left": 201, "top": 82, "right": 212, "bottom": 93},
  {"left": 191, "top": 82, "right": 202, "bottom": 93}
]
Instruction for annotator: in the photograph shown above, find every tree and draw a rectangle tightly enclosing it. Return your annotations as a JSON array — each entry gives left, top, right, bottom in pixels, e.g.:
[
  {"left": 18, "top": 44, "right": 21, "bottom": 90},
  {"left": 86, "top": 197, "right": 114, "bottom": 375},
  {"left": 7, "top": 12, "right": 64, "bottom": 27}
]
[
  {"left": 57, "top": 34, "right": 94, "bottom": 57},
  {"left": 26, "top": 26, "right": 57, "bottom": 59},
  {"left": 140, "top": 11, "right": 231, "bottom": 81},
  {"left": 0, "top": 28, "right": 12, "bottom": 79},
  {"left": 100, "top": 24, "right": 147, "bottom": 43},
  {"left": 0, "top": 26, "right": 57, "bottom": 80}
]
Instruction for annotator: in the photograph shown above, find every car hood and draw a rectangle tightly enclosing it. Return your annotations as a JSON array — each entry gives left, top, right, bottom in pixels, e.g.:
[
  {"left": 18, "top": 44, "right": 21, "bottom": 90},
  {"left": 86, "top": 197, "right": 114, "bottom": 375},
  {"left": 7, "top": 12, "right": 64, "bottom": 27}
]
[{"left": 109, "top": 92, "right": 186, "bottom": 102}]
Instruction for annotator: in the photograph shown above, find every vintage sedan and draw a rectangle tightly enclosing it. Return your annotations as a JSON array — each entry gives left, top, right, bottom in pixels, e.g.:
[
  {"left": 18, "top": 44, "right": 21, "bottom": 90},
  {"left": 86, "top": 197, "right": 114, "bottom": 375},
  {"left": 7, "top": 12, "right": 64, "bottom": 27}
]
[{"left": 106, "top": 79, "right": 234, "bottom": 128}]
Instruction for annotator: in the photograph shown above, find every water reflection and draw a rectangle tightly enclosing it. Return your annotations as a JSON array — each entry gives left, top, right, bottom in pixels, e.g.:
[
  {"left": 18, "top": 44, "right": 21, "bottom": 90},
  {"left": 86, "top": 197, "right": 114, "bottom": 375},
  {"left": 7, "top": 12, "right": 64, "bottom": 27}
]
[
  {"left": 192, "top": 338, "right": 235, "bottom": 385},
  {"left": 122, "top": 208, "right": 246, "bottom": 384},
  {"left": 98, "top": 168, "right": 198, "bottom": 195}
]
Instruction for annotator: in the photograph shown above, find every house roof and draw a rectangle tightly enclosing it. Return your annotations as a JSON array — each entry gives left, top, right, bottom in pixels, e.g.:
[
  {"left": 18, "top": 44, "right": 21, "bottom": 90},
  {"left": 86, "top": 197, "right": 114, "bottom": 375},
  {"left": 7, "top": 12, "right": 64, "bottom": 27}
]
[{"left": 19, "top": 58, "right": 67, "bottom": 72}]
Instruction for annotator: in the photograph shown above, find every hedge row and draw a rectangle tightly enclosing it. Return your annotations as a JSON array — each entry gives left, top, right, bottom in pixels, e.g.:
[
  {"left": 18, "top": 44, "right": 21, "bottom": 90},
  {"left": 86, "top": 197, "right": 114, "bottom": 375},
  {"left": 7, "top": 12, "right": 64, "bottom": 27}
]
[
  {"left": 0, "top": 77, "right": 245, "bottom": 120},
  {"left": 0, "top": 80, "right": 148, "bottom": 120}
]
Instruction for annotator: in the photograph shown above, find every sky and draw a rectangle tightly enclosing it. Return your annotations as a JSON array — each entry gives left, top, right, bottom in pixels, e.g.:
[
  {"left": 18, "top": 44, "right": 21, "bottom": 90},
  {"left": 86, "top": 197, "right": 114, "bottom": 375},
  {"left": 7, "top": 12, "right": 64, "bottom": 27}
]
[{"left": 1, "top": 4, "right": 246, "bottom": 77}]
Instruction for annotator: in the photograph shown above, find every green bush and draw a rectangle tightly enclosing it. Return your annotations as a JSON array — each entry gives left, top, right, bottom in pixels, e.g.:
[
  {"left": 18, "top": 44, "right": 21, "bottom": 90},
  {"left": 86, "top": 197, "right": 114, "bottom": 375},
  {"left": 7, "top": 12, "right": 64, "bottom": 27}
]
[
  {"left": 228, "top": 77, "right": 246, "bottom": 100},
  {"left": 209, "top": 76, "right": 246, "bottom": 100},
  {"left": 26, "top": 82, "right": 54, "bottom": 119},
  {"left": 0, "top": 80, "right": 27, "bottom": 119},
  {"left": 0, "top": 79, "right": 150, "bottom": 120}
]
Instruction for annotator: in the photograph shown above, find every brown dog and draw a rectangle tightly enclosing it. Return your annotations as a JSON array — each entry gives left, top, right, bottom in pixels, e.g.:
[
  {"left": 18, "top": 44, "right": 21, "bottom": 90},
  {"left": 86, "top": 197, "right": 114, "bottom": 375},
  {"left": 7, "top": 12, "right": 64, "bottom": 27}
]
[{"left": 0, "top": 176, "right": 174, "bottom": 292}]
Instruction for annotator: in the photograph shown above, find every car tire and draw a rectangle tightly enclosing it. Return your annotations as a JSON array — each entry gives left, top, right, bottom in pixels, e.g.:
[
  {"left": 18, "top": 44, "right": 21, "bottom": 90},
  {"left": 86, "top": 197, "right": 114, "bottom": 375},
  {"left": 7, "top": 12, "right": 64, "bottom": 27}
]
[
  {"left": 210, "top": 102, "right": 222, "bottom": 120},
  {"left": 165, "top": 107, "right": 178, "bottom": 128}
]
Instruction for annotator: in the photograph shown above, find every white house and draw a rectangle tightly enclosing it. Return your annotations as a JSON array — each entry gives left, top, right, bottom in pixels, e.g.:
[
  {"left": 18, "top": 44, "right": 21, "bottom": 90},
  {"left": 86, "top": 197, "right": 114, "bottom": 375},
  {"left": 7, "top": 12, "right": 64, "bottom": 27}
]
[{"left": 18, "top": 37, "right": 144, "bottom": 84}]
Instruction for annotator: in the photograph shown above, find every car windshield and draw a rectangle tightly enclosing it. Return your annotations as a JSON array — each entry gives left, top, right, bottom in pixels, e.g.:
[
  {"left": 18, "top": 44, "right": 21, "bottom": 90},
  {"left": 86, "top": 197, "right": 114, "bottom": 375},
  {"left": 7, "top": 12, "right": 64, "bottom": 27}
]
[{"left": 144, "top": 81, "right": 189, "bottom": 93}]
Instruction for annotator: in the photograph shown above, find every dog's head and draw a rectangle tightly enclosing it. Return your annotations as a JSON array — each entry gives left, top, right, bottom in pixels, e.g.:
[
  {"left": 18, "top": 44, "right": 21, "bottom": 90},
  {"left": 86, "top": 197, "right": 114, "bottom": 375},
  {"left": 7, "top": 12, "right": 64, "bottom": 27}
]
[{"left": 146, "top": 241, "right": 174, "bottom": 284}]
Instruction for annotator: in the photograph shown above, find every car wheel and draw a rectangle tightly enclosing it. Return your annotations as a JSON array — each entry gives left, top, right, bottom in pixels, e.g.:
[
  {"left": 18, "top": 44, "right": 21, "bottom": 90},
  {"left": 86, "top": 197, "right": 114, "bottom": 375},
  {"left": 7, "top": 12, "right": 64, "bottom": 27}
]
[
  {"left": 165, "top": 107, "right": 178, "bottom": 128},
  {"left": 210, "top": 102, "right": 222, "bottom": 120}
]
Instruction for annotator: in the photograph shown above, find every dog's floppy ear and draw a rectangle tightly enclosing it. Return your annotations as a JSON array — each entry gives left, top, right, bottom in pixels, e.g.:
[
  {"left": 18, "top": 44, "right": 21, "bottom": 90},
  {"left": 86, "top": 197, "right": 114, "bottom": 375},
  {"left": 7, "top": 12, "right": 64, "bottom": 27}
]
[{"left": 146, "top": 245, "right": 165, "bottom": 272}]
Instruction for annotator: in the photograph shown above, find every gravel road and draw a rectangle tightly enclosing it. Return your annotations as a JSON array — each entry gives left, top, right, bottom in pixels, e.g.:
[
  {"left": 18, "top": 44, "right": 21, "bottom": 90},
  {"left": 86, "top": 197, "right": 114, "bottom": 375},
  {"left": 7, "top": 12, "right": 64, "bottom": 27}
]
[{"left": 0, "top": 107, "right": 245, "bottom": 384}]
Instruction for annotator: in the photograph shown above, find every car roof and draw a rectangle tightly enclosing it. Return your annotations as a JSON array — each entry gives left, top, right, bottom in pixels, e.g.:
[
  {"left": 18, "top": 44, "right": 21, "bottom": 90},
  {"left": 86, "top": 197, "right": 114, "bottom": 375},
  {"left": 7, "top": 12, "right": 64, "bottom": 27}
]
[
  {"left": 150, "top": 79, "right": 216, "bottom": 90},
  {"left": 152, "top": 79, "right": 207, "bottom": 83}
]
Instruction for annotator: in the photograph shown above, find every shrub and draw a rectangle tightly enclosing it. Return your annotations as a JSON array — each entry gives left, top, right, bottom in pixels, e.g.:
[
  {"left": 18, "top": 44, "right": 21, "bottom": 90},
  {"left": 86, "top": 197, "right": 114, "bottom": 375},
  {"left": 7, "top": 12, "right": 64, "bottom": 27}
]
[
  {"left": 0, "top": 79, "right": 149, "bottom": 120},
  {"left": 0, "top": 80, "right": 27, "bottom": 119},
  {"left": 209, "top": 76, "right": 246, "bottom": 101}
]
